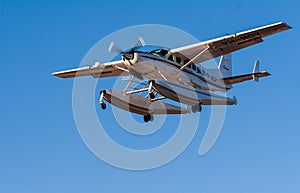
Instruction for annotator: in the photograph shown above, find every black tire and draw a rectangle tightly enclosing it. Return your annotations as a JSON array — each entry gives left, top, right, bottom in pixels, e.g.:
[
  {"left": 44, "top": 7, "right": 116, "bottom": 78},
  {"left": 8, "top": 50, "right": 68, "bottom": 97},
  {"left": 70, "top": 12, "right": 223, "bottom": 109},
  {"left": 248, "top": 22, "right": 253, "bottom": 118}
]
[
  {"left": 143, "top": 114, "right": 151, "bottom": 122},
  {"left": 149, "top": 92, "right": 155, "bottom": 99},
  {"left": 199, "top": 104, "right": 202, "bottom": 112},
  {"left": 101, "top": 103, "right": 106, "bottom": 110}
]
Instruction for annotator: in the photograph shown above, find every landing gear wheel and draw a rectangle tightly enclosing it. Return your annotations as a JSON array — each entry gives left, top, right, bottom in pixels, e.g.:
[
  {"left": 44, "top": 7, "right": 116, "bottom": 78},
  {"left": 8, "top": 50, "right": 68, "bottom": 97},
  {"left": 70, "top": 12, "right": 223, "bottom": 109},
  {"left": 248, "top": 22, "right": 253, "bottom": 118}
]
[
  {"left": 150, "top": 114, "right": 154, "bottom": 121},
  {"left": 100, "top": 102, "right": 106, "bottom": 110},
  {"left": 143, "top": 114, "right": 154, "bottom": 123},
  {"left": 191, "top": 103, "right": 202, "bottom": 113},
  {"left": 199, "top": 104, "right": 202, "bottom": 112},
  {"left": 191, "top": 105, "right": 198, "bottom": 113},
  {"left": 99, "top": 90, "right": 106, "bottom": 110},
  {"left": 149, "top": 92, "right": 155, "bottom": 99}
]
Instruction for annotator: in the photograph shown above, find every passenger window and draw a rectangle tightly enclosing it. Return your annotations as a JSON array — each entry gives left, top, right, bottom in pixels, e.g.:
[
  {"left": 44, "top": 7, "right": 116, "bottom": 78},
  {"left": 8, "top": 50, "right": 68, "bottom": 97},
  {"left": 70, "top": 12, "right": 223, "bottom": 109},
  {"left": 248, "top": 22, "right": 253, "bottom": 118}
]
[
  {"left": 191, "top": 64, "right": 196, "bottom": 71},
  {"left": 196, "top": 67, "right": 201, "bottom": 74}
]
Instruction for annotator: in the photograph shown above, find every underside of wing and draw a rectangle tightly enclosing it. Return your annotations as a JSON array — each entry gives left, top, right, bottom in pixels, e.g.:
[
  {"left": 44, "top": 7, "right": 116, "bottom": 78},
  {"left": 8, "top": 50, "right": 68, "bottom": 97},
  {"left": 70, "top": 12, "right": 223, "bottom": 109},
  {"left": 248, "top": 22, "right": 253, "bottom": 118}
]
[
  {"left": 52, "top": 60, "right": 129, "bottom": 78},
  {"left": 170, "top": 22, "right": 291, "bottom": 64}
]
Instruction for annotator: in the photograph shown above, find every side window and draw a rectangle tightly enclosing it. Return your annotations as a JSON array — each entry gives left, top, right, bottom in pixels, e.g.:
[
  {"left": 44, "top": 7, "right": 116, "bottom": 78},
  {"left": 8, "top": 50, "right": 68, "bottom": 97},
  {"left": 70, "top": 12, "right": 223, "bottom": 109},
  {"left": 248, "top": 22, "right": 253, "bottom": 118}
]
[
  {"left": 191, "top": 64, "right": 196, "bottom": 71},
  {"left": 196, "top": 67, "right": 201, "bottom": 74},
  {"left": 160, "top": 49, "right": 168, "bottom": 58},
  {"left": 176, "top": 57, "right": 183, "bottom": 65},
  {"left": 168, "top": 54, "right": 175, "bottom": 62}
]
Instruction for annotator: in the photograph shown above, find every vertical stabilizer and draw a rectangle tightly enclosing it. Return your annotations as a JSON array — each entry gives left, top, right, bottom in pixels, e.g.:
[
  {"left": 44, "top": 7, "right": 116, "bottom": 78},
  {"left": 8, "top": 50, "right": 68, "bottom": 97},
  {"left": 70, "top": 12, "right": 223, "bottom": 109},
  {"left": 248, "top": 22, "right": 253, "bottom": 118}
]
[
  {"left": 218, "top": 53, "right": 232, "bottom": 78},
  {"left": 252, "top": 60, "right": 260, "bottom": 82}
]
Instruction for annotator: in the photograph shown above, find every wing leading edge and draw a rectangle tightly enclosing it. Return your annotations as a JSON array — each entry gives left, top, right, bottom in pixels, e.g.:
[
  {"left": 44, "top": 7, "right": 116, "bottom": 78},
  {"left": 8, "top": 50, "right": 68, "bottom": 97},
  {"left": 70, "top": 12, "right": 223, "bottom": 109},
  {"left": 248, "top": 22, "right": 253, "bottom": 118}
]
[
  {"left": 52, "top": 60, "right": 129, "bottom": 78},
  {"left": 170, "top": 22, "right": 291, "bottom": 64}
]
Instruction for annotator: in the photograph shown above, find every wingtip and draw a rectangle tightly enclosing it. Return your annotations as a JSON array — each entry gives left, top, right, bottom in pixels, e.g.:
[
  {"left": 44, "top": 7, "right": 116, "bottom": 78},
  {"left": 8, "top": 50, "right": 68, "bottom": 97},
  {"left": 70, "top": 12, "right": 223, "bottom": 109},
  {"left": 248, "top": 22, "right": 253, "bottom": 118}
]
[
  {"left": 282, "top": 22, "right": 292, "bottom": 29},
  {"left": 276, "top": 21, "right": 292, "bottom": 30},
  {"left": 52, "top": 72, "right": 61, "bottom": 77},
  {"left": 260, "top": 71, "right": 271, "bottom": 77},
  {"left": 52, "top": 71, "right": 68, "bottom": 78}
]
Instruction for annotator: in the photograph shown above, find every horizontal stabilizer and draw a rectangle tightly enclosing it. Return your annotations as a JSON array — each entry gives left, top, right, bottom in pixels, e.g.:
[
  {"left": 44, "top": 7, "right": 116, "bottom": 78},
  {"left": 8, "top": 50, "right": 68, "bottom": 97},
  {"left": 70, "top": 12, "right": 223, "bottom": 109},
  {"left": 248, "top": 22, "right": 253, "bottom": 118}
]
[{"left": 222, "top": 71, "right": 271, "bottom": 85}]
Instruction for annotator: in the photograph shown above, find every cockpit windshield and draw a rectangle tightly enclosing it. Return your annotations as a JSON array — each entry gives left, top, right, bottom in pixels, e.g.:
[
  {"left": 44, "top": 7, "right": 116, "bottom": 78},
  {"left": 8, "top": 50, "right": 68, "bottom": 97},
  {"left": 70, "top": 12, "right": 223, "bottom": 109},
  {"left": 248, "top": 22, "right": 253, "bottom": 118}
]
[
  {"left": 149, "top": 49, "right": 169, "bottom": 58},
  {"left": 110, "top": 45, "right": 169, "bottom": 62}
]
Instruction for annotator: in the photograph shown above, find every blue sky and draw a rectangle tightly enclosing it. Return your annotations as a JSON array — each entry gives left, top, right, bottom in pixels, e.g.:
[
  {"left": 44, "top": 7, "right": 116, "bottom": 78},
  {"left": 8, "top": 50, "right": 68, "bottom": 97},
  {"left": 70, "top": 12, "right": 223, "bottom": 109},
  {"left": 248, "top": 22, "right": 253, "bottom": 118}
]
[{"left": 1, "top": 0, "right": 300, "bottom": 192}]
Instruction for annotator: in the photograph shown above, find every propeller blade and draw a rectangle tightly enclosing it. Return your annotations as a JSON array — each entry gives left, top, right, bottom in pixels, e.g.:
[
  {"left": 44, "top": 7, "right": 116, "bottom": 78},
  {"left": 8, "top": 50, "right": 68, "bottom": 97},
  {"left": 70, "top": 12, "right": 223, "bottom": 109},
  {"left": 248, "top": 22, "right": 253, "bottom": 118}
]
[
  {"left": 108, "top": 42, "right": 123, "bottom": 53},
  {"left": 108, "top": 38, "right": 145, "bottom": 80},
  {"left": 132, "top": 36, "right": 145, "bottom": 48},
  {"left": 138, "top": 36, "right": 145, "bottom": 46}
]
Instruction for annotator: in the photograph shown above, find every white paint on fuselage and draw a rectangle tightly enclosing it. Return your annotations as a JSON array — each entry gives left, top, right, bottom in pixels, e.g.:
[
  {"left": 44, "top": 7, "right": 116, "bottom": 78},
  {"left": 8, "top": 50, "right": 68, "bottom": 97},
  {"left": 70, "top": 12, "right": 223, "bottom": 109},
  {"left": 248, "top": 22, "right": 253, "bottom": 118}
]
[{"left": 129, "top": 52, "right": 227, "bottom": 92}]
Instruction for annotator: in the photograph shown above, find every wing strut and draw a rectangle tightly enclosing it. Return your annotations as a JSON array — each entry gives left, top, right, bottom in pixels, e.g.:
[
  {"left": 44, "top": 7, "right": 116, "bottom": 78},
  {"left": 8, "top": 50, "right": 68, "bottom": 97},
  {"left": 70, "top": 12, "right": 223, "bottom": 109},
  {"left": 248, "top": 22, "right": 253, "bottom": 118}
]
[
  {"left": 178, "top": 45, "right": 211, "bottom": 72},
  {"left": 113, "top": 65, "right": 129, "bottom": 72}
]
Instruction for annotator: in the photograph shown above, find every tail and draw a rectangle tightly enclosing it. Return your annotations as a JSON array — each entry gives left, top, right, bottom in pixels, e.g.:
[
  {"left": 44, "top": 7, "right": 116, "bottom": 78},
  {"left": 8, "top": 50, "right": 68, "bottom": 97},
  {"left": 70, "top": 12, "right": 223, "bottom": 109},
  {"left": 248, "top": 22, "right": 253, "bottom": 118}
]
[
  {"left": 252, "top": 60, "right": 260, "bottom": 82},
  {"left": 218, "top": 53, "right": 232, "bottom": 78}
]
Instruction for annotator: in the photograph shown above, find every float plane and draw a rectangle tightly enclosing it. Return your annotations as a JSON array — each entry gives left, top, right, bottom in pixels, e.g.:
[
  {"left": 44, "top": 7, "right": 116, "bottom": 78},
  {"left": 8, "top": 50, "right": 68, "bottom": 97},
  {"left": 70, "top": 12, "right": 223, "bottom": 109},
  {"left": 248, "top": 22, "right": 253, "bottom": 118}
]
[{"left": 53, "top": 22, "right": 291, "bottom": 122}]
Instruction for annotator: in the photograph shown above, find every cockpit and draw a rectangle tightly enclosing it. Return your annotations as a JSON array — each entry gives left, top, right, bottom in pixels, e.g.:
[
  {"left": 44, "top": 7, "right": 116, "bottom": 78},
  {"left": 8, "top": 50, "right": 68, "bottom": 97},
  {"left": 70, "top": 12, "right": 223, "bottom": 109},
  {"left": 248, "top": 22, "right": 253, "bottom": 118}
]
[
  {"left": 110, "top": 45, "right": 192, "bottom": 67},
  {"left": 149, "top": 48, "right": 187, "bottom": 66},
  {"left": 149, "top": 49, "right": 169, "bottom": 58}
]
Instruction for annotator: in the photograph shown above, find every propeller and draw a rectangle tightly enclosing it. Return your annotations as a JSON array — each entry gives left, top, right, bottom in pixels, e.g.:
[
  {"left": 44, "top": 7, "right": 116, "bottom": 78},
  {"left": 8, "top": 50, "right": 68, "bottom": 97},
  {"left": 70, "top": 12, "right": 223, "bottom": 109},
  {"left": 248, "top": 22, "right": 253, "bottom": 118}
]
[
  {"left": 135, "top": 36, "right": 145, "bottom": 47},
  {"left": 108, "top": 37, "right": 146, "bottom": 80},
  {"left": 108, "top": 36, "right": 145, "bottom": 54}
]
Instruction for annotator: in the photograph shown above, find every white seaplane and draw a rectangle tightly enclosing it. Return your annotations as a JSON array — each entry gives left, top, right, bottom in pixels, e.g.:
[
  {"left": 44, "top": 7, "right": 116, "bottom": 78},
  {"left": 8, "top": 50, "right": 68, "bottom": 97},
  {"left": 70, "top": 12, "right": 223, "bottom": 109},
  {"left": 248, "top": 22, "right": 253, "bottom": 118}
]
[{"left": 53, "top": 22, "right": 291, "bottom": 122}]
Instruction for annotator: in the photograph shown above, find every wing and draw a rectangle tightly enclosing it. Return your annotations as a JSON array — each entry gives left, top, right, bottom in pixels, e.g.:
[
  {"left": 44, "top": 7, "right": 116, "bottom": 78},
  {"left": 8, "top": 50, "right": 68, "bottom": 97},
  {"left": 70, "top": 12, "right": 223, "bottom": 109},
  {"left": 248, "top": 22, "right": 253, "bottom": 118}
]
[
  {"left": 170, "top": 22, "right": 291, "bottom": 64},
  {"left": 52, "top": 60, "right": 129, "bottom": 78}
]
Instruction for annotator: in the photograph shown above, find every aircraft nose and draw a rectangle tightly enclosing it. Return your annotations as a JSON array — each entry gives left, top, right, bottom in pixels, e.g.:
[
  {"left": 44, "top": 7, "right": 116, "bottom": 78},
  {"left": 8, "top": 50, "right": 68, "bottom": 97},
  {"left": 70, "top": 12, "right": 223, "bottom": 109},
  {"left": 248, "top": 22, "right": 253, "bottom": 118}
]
[
  {"left": 122, "top": 52, "right": 139, "bottom": 65},
  {"left": 122, "top": 53, "right": 134, "bottom": 61}
]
